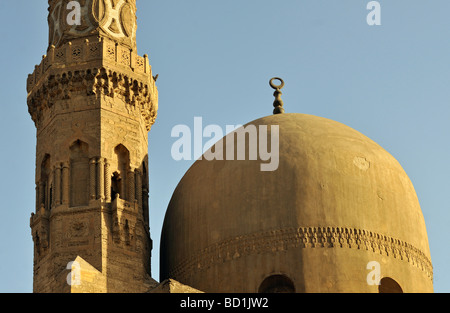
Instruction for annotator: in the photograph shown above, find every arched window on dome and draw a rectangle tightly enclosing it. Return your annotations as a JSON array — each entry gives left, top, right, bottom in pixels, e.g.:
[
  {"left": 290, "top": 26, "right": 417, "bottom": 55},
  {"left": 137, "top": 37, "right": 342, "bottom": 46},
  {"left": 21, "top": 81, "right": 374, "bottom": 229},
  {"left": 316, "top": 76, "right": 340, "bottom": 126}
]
[
  {"left": 258, "top": 274, "right": 296, "bottom": 293},
  {"left": 378, "top": 277, "right": 403, "bottom": 293}
]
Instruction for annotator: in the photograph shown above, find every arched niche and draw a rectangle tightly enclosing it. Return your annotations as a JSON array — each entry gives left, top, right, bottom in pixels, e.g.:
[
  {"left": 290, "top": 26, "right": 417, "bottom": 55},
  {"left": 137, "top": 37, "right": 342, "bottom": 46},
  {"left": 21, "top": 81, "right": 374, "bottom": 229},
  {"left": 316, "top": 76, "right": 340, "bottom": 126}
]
[
  {"left": 40, "top": 154, "right": 52, "bottom": 210},
  {"left": 111, "top": 144, "right": 131, "bottom": 201},
  {"left": 70, "top": 140, "right": 90, "bottom": 207},
  {"left": 141, "top": 160, "right": 149, "bottom": 223}
]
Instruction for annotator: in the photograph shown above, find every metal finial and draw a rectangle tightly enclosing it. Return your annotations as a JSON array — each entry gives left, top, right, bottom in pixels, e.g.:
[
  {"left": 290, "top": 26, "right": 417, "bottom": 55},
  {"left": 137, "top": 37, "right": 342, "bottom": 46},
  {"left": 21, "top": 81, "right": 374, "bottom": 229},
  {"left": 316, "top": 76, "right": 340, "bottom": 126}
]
[{"left": 270, "top": 77, "right": 285, "bottom": 114}]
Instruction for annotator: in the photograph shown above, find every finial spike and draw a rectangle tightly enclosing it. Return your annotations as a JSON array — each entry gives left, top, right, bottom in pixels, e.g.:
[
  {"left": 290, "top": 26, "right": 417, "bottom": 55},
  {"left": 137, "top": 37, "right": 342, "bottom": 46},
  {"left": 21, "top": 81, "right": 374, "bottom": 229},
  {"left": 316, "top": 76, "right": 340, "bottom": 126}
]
[{"left": 270, "top": 77, "right": 285, "bottom": 114}]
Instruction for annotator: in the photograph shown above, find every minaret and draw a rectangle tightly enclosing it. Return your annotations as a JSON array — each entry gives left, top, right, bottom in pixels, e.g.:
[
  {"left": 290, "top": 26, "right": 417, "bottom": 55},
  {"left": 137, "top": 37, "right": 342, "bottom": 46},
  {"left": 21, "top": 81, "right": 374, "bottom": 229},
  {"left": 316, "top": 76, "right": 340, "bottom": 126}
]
[{"left": 27, "top": 0, "right": 158, "bottom": 293}]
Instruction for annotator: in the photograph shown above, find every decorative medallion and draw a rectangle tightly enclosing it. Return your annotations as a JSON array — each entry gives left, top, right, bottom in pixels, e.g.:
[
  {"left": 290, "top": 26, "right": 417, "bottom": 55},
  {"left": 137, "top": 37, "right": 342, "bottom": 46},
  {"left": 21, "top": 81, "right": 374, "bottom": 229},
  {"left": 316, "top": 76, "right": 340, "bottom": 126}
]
[{"left": 48, "top": 0, "right": 137, "bottom": 48}]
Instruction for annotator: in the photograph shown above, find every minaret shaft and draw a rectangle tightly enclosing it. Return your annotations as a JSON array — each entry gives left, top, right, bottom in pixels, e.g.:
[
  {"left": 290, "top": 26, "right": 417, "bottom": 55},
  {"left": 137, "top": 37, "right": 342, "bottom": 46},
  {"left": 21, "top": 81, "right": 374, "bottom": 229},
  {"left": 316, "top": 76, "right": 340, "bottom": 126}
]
[{"left": 28, "top": 0, "right": 158, "bottom": 293}]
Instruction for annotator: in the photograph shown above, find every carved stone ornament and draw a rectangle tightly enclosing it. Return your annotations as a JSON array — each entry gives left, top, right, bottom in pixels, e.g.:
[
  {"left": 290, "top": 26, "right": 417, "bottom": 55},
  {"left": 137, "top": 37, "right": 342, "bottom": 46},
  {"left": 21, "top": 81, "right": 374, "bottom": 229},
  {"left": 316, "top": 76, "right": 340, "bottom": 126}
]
[
  {"left": 169, "top": 226, "right": 433, "bottom": 282},
  {"left": 48, "top": 0, "right": 137, "bottom": 48},
  {"left": 27, "top": 67, "right": 158, "bottom": 131}
]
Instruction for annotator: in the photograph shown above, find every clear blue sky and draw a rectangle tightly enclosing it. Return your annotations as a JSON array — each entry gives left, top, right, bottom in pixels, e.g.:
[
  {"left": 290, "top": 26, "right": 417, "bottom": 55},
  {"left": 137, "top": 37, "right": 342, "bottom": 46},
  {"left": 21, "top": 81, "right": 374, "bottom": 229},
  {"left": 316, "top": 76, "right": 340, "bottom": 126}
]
[{"left": 0, "top": 0, "right": 449, "bottom": 293}]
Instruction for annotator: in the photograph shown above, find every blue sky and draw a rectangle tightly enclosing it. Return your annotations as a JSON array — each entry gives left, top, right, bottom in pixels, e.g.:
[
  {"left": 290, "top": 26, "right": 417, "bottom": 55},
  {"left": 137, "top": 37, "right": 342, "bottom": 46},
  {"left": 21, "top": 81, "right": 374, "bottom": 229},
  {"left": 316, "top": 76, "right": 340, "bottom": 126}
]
[{"left": 0, "top": 0, "right": 449, "bottom": 293}]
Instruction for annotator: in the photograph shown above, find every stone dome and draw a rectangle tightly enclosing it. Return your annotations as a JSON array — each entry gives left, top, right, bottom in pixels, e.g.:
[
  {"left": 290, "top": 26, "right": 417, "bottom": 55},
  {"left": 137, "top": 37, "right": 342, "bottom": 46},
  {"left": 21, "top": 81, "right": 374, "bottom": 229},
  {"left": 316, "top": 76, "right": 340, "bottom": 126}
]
[{"left": 160, "top": 113, "right": 433, "bottom": 293}]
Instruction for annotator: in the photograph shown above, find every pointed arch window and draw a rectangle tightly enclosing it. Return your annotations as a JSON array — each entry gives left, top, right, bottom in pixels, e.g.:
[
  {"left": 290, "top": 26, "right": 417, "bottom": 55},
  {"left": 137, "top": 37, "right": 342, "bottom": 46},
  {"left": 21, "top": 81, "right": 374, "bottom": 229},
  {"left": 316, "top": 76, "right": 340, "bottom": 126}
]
[{"left": 111, "top": 144, "right": 130, "bottom": 201}]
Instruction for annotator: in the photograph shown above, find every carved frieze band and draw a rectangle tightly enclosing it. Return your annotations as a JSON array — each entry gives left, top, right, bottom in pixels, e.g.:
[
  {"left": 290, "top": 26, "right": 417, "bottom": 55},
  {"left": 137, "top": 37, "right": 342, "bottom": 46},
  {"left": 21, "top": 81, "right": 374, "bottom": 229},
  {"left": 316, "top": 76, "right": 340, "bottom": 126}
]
[
  {"left": 27, "top": 66, "right": 157, "bottom": 131},
  {"left": 168, "top": 226, "right": 433, "bottom": 281},
  {"left": 28, "top": 38, "right": 151, "bottom": 92}
]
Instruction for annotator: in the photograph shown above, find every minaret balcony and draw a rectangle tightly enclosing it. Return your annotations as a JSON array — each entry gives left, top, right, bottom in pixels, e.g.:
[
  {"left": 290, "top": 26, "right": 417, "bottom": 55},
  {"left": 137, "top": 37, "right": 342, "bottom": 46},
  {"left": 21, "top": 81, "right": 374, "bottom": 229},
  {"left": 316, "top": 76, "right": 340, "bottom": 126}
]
[{"left": 27, "top": 37, "right": 152, "bottom": 95}]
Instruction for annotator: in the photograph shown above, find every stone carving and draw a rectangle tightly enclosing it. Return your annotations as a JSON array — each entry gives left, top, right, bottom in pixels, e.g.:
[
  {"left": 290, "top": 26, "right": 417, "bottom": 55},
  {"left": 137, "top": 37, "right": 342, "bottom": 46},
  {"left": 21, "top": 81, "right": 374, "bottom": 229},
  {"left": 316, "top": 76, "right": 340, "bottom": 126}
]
[
  {"left": 32, "top": 220, "right": 50, "bottom": 256},
  {"left": 48, "top": 0, "right": 137, "bottom": 48},
  {"left": 112, "top": 217, "right": 133, "bottom": 246},
  {"left": 111, "top": 197, "right": 138, "bottom": 248},
  {"left": 30, "top": 207, "right": 50, "bottom": 258},
  {"left": 168, "top": 226, "right": 433, "bottom": 282},
  {"left": 27, "top": 37, "right": 157, "bottom": 131},
  {"left": 67, "top": 220, "right": 90, "bottom": 238},
  {"left": 27, "top": 66, "right": 157, "bottom": 131}
]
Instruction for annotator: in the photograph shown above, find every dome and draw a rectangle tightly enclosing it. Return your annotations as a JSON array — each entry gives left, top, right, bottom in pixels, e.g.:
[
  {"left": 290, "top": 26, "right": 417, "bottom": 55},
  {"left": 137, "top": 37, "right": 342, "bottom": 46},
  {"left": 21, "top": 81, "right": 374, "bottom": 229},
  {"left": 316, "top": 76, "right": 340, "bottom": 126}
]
[{"left": 160, "top": 113, "right": 433, "bottom": 293}]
